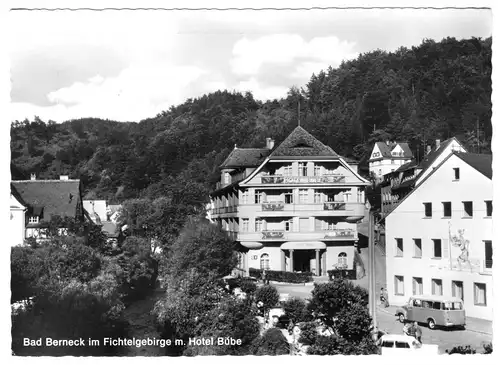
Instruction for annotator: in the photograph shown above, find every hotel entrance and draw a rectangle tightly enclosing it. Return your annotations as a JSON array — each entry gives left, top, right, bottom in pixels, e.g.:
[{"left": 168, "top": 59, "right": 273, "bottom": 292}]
[{"left": 281, "top": 241, "right": 327, "bottom": 276}]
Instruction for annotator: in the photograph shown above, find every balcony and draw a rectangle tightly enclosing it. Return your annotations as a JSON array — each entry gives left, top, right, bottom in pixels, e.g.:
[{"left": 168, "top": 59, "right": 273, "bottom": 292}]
[
  {"left": 261, "top": 202, "right": 285, "bottom": 211},
  {"left": 212, "top": 206, "right": 239, "bottom": 215},
  {"left": 237, "top": 228, "right": 358, "bottom": 242},
  {"left": 260, "top": 174, "right": 347, "bottom": 184},
  {"left": 239, "top": 202, "right": 365, "bottom": 219}
]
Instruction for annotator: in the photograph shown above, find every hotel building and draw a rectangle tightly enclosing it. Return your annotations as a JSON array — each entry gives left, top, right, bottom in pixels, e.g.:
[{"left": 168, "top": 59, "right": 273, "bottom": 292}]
[{"left": 210, "top": 126, "right": 369, "bottom": 276}]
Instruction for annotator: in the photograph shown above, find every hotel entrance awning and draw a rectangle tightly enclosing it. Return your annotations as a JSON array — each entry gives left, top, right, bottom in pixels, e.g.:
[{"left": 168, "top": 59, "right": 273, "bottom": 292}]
[{"left": 280, "top": 241, "right": 326, "bottom": 250}]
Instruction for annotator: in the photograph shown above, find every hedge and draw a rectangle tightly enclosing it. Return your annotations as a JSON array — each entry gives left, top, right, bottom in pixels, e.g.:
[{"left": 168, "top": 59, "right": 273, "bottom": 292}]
[
  {"left": 327, "top": 267, "right": 357, "bottom": 281},
  {"left": 249, "top": 268, "right": 313, "bottom": 283}
]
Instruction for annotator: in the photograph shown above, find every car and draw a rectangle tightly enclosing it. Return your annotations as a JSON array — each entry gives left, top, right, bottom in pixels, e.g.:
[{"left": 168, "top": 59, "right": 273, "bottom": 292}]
[
  {"left": 378, "top": 334, "right": 439, "bottom": 356},
  {"left": 395, "top": 295, "right": 466, "bottom": 330}
]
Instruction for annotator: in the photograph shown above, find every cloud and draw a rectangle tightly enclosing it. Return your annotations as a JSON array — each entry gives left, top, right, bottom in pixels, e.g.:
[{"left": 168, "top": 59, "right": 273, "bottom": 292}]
[
  {"left": 230, "top": 34, "right": 358, "bottom": 77},
  {"left": 235, "top": 78, "right": 288, "bottom": 101}
]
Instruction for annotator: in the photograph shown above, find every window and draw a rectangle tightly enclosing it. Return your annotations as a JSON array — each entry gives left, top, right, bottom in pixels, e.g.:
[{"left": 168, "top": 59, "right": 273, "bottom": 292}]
[
  {"left": 432, "top": 279, "right": 443, "bottom": 295},
  {"left": 28, "top": 216, "right": 39, "bottom": 224},
  {"left": 453, "top": 168, "right": 460, "bottom": 180},
  {"left": 474, "top": 283, "right": 487, "bottom": 306},
  {"left": 224, "top": 172, "right": 230, "bottom": 184},
  {"left": 394, "top": 275, "right": 404, "bottom": 295},
  {"left": 338, "top": 252, "right": 347, "bottom": 266},
  {"left": 283, "top": 165, "right": 293, "bottom": 176},
  {"left": 241, "top": 191, "right": 249, "bottom": 204},
  {"left": 412, "top": 299, "right": 422, "bottom": 307},
  {"left": 412, "top": 277, "right": 423, "bottom": 295},
  {"left": 298, "top": 162, "right": 307, "bottom": 176},
  {"left": 463, "top": 201, "right": 473, "bottom": 217},
  {"left": 433, "top": 302, "right": 443, "bottom": 310},
  {"left": 284, "top": 192, "right": 293, "bottom": 204},
  {"left": 285, "top": 219, "right": 294, "bottom": 232},
  {"left": 260, "top": 254, "right": 270, "bottom": 270},
  {"left": 423, "top": 202, "right": 432, "bottom": 217},
  {"left": 432, "top": 239, "right": 442, "bottom": 258},
  {"left": 484, "top": 240, "right": 492, "bottom": 269},
  {"left": 241, "top": 218, "right": 249, "bottom": 232},
  {"left": 314, "top": 192, "right": 322, "bottom": 203},
  {"left": 381, "top": 341, "right": 394, "bottom": 348},
  {"left": 395, "top": 342, "right": 410, "bottom": 349},
  {"left": 485, "top": 200, "right": 492, "bottom": 217},
  {"left": 255, "top": 191, "right": 265, "bottom": 204},
  {"left": 395, "top": 238, "right": 404, "bottom": 257},
  {"left": 452, "top": 281, "right": 464, "bottom": 301},
  {"left": 413, "top": 239, "right": 422, "bottom": 258},
  {"left": 255, "top": 219, "right": 263, "bottom": 232},
  {"left": 314, "top": 165, "right": 321, "bottom": 176},
  {"left": 442, "top": 202, "right": 452, "bottom": 217},
  {"left": 298, "top": 189, "right": 308, "bottom": 203}
]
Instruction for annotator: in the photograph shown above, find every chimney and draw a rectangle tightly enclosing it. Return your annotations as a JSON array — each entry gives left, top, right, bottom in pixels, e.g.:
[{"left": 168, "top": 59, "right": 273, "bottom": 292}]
[
  {"left": 426, "top": 145, "right": 432, "bottom": 154},
  {"left": 30, "top": 173, "right": 36, "bottom": 181},
  {"left": 435, "top": 139, "right": 441, "bottom": 149},
  {"left": 266, "top": 138, "right": 275, "bottom": 149},
  {"left": 60, "top": 175, "right": 69, "bottom": 181}
]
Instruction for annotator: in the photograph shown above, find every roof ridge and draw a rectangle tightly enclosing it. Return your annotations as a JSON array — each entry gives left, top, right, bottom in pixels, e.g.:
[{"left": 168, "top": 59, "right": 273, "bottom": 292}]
[{"left": 13, "top": 179, "right": 80, "bottom": 183}]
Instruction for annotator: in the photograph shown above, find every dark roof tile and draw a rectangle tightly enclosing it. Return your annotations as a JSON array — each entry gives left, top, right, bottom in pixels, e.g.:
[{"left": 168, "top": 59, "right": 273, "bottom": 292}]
[
  {"left": 220, "top": 148, "right": 270, "bottom": 168},
  {"left": 11, "top": 180, "right": 83, "bottom": 222},
  {"left": 269, "top": 126, "right": 340, "bottom": 158},
  {"left": 455, "top": 152, "right": 492, "bottom": 179}
]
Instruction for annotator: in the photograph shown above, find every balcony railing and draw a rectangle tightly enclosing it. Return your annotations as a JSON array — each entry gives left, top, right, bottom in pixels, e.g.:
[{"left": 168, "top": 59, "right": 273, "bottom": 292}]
[
  {"left": 260, "top": 174, "right": 346, "bottom": 184},
  {"left": 261, "top": 230, "right": 285, "bottom": 240},
  {"left": 237, "top": 228, "right": 358, "bottom": 241},
  {"left": 261, "top": 202, "right": 285, "bottom": 211},
  {"left": 212, "top": 206, "right": 239, "bottom": 214},
  {"left": 323, "top": 228, "right": 355, "bottom": 239},
  {"left": 323, "top": 202, "right": 347, "bottom": 210}
]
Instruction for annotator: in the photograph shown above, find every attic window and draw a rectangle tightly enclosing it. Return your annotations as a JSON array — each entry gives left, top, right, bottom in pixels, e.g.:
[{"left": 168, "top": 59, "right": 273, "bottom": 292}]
[{"left": 28, "top": 216, "right": 39, "bottom": 224}]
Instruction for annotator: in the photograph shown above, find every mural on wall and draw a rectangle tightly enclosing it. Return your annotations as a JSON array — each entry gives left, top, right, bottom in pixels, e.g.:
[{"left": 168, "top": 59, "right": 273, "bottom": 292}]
[{"left": 448, "top": 222, "right": 476, "bottom": 272}]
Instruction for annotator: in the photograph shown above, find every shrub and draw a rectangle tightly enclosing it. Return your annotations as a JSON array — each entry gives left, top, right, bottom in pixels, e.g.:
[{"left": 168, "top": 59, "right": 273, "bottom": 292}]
[
  {"left": 446, "top": 345, "right": 477, "bottom": 354},
  {"left": 483, "top": 342, "right": 493, "bottom": 354},
  {"left": 307, "top": 335, "right": 379, "bottom": 355},
  {"left": 283, "top": 297, "right": 311, "bottom": 324},
  {"left": 249, "top": 268, "right": 313, "bottom": 283},
  {"left": 255, "top": 285, "right": 280, "bottom": 312},
  {"left": 251, "top": 328, "right": 290, "bottom": 355},
  {"left": 327, "top": 268, "right": 357, "bottom": 280},
  {"left": 298, "top": 321, "right": 318, "bottom": 345}
]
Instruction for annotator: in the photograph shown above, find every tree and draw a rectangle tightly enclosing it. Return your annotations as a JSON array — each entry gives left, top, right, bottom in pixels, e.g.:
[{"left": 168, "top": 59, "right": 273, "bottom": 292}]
[
  {"left": 167, "top": 218, "right": 237, "bottom": 280},
  {"left": 251, "top": 328, "right": 290, "bottom": 355},
  {"left": 283, "top": 297, "right": 311, "bottom": 324},
  {"left": 254, "top": 285, "right": 280, "bottom": 314}
]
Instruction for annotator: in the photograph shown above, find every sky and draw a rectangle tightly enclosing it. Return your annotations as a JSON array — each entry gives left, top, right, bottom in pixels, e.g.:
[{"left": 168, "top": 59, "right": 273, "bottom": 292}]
[{"left": 8, "top": 7, "right": 493, "bottom": 123}]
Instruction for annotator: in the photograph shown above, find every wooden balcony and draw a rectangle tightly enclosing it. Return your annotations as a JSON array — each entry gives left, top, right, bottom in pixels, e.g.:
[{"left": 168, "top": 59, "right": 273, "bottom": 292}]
[
  {"left": 211, "top": 206, "right": 239, "bottom": 215},
  {"left": 261, "top": 202, "right": 285, "bottom": 211},
  {"left": 259, "top": 174, "right": 347, "bottom": 185}
]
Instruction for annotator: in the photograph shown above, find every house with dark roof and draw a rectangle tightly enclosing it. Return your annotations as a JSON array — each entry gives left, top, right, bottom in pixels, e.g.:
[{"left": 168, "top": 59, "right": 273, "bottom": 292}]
[
  {"left": 10, "top": 175, "right": 85, "bottom": 241},
  {"left": 368, "top": 141, "right": 414, "bottom": 181},
  {"left": 210, "top": 126, "right": 370, "bottom": 277},
  {"left": 380, "top": 138, "right": 466, "bottom": 218},
  {"left": 384, "top": 151, "right": 492, "bottom": 320}
]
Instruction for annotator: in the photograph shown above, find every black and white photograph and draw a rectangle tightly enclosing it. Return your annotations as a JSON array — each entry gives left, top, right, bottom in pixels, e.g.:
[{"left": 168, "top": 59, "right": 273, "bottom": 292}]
[{"left": 3, "top": 0, "right": 496, "bottom": 358}]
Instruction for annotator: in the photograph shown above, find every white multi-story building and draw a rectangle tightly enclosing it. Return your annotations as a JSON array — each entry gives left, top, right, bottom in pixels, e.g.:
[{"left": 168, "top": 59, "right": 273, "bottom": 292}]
[
  {"left": 385, "top": 152, "right": 493, "bottom": 320},
  {"left": 368, "top": 141, "right": 413, "bottom": 181}
]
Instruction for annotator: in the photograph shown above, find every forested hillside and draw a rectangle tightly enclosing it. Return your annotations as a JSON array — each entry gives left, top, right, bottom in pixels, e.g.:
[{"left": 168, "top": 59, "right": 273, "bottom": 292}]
[{"left": 11, "top": 37, "right": 492, "bottom": 203}]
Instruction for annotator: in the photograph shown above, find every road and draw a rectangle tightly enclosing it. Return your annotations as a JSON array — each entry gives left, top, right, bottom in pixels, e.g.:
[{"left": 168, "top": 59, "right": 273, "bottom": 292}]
[{"left": 274, "top": 283, "right": 492, "bottom": 354}]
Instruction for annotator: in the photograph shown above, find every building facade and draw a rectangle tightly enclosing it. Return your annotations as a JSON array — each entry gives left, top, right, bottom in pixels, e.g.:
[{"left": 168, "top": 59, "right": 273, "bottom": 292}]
[
  {"left": 380, "top": 138, "right": 466, "bottom": 218},
  {"left": 385, "top": 152, "right": 493, "bottom": 320},
  {"left": 9, "top": 185, "right": 27, "bottom": 246},
  {"left": 368, "top": 141, "right": 413, "bottom": 181},
  {"left": 210, "top": 127, "right": 369, "bottom": 276}
]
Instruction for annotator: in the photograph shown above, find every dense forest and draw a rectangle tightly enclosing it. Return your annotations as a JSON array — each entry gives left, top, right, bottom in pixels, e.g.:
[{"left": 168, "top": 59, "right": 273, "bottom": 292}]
[{"left": 11, "top": 37, "right": 492, "bottom": 203}]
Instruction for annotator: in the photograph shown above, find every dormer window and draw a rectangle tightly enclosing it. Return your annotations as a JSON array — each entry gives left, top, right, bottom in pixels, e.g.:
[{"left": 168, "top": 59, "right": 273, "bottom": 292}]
[
  {"left": 28, "top": 216, "right": 39, "bottom": 224},
  {"left": 224, "top": 172, "right": 230, "bottom": 184}
]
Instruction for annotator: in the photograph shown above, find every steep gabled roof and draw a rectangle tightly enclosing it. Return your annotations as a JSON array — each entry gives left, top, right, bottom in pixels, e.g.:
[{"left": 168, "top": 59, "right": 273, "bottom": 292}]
[
  {"left": 375, "top": 142, "right": 393, "bottom": 158},
  {"left": 419, "top": 137, "right": 465, "bottom": 172},
  {"left": 269, "top": 126, "right": 340, "bottom": 158},
  {"left": 10, "top": 183, "right": 28, "bottom": 208},
  {"left": 11, "top": 180, "right": 83, "bottom": 223},
  {"left": 455, "top": 152, "right": 492, "bottom": 179},
  {"left": 397, "top": 143, "right": 413, "bottom": 158},
  {"left": 220, "top": 148, "right": 270, "bottom": 168}
]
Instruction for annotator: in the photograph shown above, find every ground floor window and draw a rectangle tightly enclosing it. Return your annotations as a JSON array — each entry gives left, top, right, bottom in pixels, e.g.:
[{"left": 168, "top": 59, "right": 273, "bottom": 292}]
[
  {"left": 431, "top": 278, "right": 443, "bottom": 296},
  {"left": 451, "top": 280, "right": 464, "bottom": 301},
  {"left": 260, "top": 253, "right": 270, "bottom": 270},
  {"left": 412, "top": 277, "right": 423, "bottom": 295},
  {"left": 474, "top": 283, "right": 487, "bottom": 306},
  {"left": 337, "top": 252, "right": 347, "bottom": 267},
  {"left": 394, "top": 275, "right": 404, "bottom": 295}
]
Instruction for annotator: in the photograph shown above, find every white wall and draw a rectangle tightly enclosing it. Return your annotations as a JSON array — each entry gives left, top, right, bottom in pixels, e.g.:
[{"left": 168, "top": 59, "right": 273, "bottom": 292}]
[
  {"left": 386, "top": 154, "right": 493, "bottom": 320},
  {"left": 9, "top": 194, "right": 26, "bottom": 246},
  {"left": 416, "top": 140, "right": 466, "bottom": 185}
]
